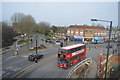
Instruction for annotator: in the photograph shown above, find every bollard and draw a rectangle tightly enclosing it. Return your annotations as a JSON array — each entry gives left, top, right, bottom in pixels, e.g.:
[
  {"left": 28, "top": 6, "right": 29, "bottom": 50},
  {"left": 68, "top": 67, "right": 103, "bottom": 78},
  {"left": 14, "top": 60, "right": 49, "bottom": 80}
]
[
  {"left": 89, "top": 47, "right": 90, "bottom": 50},
  {"left": 13, "top": 52, "right": 18, "bottom": 56}
]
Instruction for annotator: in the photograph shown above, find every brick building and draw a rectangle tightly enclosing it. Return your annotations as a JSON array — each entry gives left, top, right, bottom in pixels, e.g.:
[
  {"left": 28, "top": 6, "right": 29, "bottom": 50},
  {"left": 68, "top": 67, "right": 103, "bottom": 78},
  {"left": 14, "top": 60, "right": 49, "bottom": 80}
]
[
  {"left": 67, "top": 25, "right": 107, "bottom": 42},
  {"left": 55, "top": 28, "right": 67, "bottom": 39}
]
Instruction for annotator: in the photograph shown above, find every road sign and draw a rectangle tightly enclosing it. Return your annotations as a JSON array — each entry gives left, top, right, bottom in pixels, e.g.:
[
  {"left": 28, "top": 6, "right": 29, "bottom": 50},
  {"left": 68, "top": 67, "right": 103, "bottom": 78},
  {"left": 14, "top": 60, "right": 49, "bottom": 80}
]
[{"left": 16, "top": 45, "right": 20, "bottom": 48}]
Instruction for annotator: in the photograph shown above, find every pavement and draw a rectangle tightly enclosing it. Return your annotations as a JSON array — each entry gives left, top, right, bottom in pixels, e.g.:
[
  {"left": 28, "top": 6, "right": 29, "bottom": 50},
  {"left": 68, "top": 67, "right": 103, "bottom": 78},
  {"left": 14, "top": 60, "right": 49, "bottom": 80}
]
[{"left": 84, "top": 59, "right": 98, "bottom": 78}]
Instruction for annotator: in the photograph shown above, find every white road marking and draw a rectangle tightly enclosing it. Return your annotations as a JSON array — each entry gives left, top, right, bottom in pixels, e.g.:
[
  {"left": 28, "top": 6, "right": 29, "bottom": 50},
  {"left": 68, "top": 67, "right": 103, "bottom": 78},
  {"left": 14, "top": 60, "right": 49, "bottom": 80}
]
[
  {"left": 6, "top": 66, "right": 22, "bottom": 72},
  {"left": 12, "top": 67, "right": 21, "bottom": 71},
  {"left": 6, "top": 66, "right": 14, "bottom": 70},
  {"left": 4, "top": 56, "right": 16, "bottom": 62},
  {"left": 22, "top": 55, "right": 28, "bottom": 58},
  {"left": 2, "top": 71, "right": 10, "bottom": 76},
  {"left": 2, "top": 71, "right": 6, "bottom": 75}
]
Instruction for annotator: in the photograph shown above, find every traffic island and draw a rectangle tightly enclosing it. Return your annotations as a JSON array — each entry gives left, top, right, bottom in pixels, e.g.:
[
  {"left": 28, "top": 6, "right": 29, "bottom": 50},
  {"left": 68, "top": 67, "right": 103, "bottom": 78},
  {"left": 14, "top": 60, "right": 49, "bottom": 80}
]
[{"left": 28, "top": 45, "right": 47, "bottom": 52}]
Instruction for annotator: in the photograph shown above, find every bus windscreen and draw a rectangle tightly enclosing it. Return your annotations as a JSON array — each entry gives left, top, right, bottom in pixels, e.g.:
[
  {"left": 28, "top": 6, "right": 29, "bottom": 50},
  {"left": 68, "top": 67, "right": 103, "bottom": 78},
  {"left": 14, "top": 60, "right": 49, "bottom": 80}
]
[{"left": 58, "top": 49, "right": 66, "bottom": 54}]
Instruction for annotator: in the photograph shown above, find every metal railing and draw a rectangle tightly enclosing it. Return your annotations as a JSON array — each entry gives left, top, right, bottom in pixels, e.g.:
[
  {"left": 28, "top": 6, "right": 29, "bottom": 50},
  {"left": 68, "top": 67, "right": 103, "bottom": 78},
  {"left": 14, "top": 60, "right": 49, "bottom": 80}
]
[{"left": 66, "top": 57, "right": 92, "bottom": 78}]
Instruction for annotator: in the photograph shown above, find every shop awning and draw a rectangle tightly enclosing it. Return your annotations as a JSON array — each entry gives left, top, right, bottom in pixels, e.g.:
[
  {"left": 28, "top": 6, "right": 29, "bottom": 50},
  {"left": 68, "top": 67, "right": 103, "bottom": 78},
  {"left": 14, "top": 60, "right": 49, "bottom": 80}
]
[
  {"left": 84, "top": 37, "right": 93, "bottom": 38},
  {"left": 94, "top": 37, "right": 102, "bottom": 40}
]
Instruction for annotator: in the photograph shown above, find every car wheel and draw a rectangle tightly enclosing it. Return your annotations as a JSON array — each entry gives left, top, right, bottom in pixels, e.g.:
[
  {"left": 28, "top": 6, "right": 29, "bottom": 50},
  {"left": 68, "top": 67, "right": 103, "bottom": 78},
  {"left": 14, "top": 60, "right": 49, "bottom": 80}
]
[{"left": 41, "top": 55, "right": 43, "bottom": 58}]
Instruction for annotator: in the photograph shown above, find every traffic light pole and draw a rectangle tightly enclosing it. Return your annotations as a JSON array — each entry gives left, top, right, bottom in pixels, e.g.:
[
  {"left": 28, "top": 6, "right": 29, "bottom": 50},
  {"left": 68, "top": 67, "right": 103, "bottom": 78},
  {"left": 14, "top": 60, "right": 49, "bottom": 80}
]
[{"left": 36, "top": 35, "right": 38, "bottom": 56}]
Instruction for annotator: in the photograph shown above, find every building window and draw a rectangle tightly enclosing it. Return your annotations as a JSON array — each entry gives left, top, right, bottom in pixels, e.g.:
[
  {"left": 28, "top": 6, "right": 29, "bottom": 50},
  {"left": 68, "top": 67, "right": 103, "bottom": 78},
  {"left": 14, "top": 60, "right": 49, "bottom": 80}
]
[
  {"left": 76, "top": 32, "right": 78, "bottom": 35},
  {"left": 98, "top": 33, "right": 100, "bottom": 36},
  {"left": 90, "top": 34, "right": 93, "bottom": 36},
  {"left": 76, "top": 29, "right": 78, "bottom": 35},
  {"left": 67, "top": 30, "right": 70, "bottom": 33},
  {"left": 71, "top": 29, "right": 74, "bottom": 35},
  {"left": 85, "top": 30, "right": 88, "bottom": 32},
  {"left": 85, "top": 34, "right": 89, "bottom": 36},
  {"left": 94, "top": 33, "right": 97, "bottom": 36},
  {"left": 80, "top": 32, "right": 83, "bottom": 35},
  {"left": 90, "top": 30, "right": 93, "bottom": 33},
  {"left": 80, "top": 29, "right": 83, "bottom": 35}
]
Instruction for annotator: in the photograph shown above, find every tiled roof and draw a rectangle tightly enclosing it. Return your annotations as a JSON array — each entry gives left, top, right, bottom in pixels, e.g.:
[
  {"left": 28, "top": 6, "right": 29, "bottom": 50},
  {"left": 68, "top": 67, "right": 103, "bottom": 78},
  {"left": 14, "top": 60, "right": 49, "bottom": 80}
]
[{"left": 69, "top": 25, "right": 105, "bottom": 29}]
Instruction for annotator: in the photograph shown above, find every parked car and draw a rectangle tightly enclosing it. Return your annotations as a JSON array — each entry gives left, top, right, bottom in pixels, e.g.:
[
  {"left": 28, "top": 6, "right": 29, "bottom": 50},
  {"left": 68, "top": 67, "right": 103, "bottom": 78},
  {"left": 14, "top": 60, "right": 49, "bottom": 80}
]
[
  {"left": 41, "top": 38, "right": 45, "bottom": 41},
  {"left": 45, "top": 39, "right": 53, "bottom": 43},
  {"left": 99, "top": 41, "right": 104, "bottom": 44},
  {"left": 45, "top": 39, "right": 49, "bottom": 42},
  {"left": 106, "top": 44, "right": 112, "bottom": 48},
  {"left": 117, "top": 43, "right": 120, "bottom": 47},
  {"left": 29, "top": 47, "right": 34, "bottom": 50},
  {"left": 55, "top": 41, "right": 62, "bottom": 46},
  {"left": 28, "top": 53, "right": 43, "bottom": 61}
]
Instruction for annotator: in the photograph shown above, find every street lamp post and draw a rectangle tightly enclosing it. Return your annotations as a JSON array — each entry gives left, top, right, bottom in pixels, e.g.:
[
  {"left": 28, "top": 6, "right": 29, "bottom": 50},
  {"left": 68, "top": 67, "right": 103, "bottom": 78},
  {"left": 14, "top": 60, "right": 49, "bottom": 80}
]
[
  {"left": 36, "top": 34, "right": 38, "bottom": 56},
  {"left": 100, "top": 53, "right": 103, "bottom": 78},
  {"left": 91, "top": 19, "right": 112, "bottom": 79}
]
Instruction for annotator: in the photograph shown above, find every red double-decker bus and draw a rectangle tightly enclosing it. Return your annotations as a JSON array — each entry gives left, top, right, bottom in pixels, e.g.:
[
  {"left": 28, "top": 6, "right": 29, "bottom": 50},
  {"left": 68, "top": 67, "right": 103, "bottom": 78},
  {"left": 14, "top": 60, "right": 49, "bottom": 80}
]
[{"left": 57, "top": 44, "right": 86, "bottom": 69}]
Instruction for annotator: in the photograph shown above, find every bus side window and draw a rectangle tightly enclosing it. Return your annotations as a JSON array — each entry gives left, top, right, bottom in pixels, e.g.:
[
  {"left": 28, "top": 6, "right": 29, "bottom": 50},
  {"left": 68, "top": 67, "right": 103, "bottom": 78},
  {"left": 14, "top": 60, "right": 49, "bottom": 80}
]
[
  {"left": 68, "top": 50, "right": 71, "bottom": 54},
  {"left": 70, "top": 57, "right": 73, "bottom": 61},
  {"left": 71, "top": 49, "right": 74, "bottom": 53},
  {"left": 77, "top": 47, "right": 80, "bottom": 51},
  {"left": 83, "top": 45, "right": 86, "bottom": 48}
]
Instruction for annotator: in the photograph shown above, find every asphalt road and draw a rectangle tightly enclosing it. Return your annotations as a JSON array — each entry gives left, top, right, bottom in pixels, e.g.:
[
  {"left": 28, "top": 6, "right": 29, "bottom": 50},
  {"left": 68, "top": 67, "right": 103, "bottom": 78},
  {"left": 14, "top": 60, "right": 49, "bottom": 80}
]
[
  {"left": 2, "top": 34, "right": 118, "bottom": 78},
  {"left": 2, "top": 35, "right": 52, "bottom": 78},
  {"left": 14, "top": 42, "right": 118, "bottom": 78}
]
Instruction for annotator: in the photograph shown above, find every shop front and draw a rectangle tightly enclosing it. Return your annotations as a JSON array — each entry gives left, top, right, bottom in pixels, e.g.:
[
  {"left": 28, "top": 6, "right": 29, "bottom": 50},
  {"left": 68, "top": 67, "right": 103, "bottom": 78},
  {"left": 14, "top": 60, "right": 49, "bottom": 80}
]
[
  {"left": 84, "top": 37, "right": 93, "bottom": 42},
  {"left": 74, "top": 36, "right": 84, "bottom": 42}
]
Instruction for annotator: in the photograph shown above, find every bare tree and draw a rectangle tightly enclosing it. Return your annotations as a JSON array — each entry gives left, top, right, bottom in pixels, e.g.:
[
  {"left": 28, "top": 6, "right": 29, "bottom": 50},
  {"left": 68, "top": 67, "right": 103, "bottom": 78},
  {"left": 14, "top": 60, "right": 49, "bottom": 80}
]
[
  {"left": 37, "top": 22, "right": 50, "bottom": 35},
  {"left": 11, "top": 13, "right": 36, "bottom": 34}
]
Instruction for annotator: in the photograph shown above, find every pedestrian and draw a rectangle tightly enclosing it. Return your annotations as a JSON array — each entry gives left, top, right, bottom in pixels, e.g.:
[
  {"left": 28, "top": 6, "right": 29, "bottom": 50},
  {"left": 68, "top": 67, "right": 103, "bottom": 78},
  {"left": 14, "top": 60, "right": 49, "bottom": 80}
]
[
  {"left": 115, "top": 49, "right": 117, "bottom": 53},
  {"left": 16, "top": 48, "right": 18, "bottom": 54},
  {"left": 112, "top": 50, "right": 115, "bottom": 54}
]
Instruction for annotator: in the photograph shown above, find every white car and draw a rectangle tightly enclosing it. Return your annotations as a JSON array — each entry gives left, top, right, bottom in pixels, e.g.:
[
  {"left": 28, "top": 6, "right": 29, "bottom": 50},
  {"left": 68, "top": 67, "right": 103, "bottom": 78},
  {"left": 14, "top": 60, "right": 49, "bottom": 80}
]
[{"left": 55, "top": 41, "right": 61, "bottom": 46}]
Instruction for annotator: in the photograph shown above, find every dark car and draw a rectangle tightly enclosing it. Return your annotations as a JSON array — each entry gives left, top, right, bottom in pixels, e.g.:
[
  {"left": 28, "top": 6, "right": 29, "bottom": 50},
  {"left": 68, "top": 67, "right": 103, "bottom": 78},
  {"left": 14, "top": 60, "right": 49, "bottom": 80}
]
[
  {"left": 48, "top": 40, "right": 53, "bottom": 43},
  {"left": 28, "top": 54, "right": 43, "bottom": 61},
  {"left": 41, "top": 38, "right": 45, "bottom": 41},
  {"left": 45, "top": 39, "right": 53, "bottom": 43},
  {"left": 45, "top": 39, "right": 49, "bottom": 43},
  {"left": 117, "top": 43, "right": 120, "bottom": 47}
]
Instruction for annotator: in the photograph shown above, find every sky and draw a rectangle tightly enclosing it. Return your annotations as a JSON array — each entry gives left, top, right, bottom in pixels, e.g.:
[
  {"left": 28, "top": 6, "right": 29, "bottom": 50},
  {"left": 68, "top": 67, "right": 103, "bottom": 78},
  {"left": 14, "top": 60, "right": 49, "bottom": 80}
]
[{"left": 1, "top": 2, "right": 118, "bottom": 27}]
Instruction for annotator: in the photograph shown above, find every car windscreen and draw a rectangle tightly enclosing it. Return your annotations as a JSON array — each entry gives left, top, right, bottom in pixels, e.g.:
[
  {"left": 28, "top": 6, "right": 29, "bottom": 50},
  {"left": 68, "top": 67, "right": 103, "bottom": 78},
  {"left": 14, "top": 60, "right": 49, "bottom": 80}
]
[
  {"left": 56, "top": 41, "right": 60, "bottom": 43},
  {"left": 58, "top": 49, "right": 66, "bottom": 54},
  {"left": 30, "top": 54, "right": 38, "bottom": 57}
]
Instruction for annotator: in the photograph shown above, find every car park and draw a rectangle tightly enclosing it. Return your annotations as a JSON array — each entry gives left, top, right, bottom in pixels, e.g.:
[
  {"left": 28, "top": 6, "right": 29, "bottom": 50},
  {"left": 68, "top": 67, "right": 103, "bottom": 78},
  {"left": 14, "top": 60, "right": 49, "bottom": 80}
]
[{"left": 28, "top": 53, "right": 43, "bottom": 61}]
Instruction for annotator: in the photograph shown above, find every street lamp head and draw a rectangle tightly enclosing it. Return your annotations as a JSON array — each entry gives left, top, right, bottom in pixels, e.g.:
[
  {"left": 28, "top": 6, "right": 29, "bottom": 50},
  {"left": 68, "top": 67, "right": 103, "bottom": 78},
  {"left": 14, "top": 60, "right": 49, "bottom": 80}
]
[{"left": 91, "top": 19, "right": 98, "bottom": 21}]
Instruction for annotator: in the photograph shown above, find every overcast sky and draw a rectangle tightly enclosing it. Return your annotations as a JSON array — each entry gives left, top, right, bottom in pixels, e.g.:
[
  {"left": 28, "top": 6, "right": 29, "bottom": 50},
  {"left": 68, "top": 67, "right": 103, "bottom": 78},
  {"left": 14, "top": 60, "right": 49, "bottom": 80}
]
[{"left": 1, "top": 2, "right": 118, "bottom": 27}]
